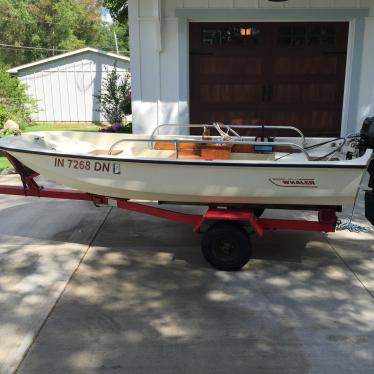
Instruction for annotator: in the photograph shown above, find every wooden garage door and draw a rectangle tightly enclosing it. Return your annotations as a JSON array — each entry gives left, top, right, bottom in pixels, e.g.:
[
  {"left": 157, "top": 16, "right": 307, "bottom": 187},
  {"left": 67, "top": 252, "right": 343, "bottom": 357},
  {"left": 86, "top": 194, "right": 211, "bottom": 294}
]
[{"left": 189, "top": 22, "right": 349, "bottom": 137}]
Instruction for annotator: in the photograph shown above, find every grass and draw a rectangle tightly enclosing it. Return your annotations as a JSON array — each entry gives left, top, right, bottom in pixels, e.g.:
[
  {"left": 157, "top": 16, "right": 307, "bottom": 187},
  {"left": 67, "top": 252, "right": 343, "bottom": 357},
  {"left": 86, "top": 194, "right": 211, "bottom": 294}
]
[
  {"left": 0, "top": 122, "right": 103, "bottom": 172},
  {"left": 0, "top": 155, "right": 10, "bottom": 172},
  {"left": 25, "top": 122, "right": 101, "bottom": 132}
]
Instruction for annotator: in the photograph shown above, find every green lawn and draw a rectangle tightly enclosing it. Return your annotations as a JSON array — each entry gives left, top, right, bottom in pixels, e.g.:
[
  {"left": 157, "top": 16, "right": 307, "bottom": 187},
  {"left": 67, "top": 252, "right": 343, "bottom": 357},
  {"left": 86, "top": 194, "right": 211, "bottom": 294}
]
[
  {"left": 25, "top": 122, "right": 101, "bottom": 132},
  {"left": 0, "top": 122, "right": 103, "bottom": 172},
  {"left": 0, "top": 155, "right": 10, "bottom": 172}
]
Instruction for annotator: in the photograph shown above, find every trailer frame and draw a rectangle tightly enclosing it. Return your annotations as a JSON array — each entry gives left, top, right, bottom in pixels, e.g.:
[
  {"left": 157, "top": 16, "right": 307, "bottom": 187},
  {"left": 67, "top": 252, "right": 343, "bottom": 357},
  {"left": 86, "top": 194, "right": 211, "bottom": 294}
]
[{"left": 0, "top": 151, "right": 338, "bottom": 270}]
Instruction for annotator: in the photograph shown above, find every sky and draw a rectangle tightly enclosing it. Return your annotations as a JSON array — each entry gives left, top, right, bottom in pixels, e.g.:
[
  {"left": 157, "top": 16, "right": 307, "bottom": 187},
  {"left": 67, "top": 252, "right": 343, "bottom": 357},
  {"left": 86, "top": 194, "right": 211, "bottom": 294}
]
[{"left": 101, "top": 7, "right": 113, "bottom": 24}]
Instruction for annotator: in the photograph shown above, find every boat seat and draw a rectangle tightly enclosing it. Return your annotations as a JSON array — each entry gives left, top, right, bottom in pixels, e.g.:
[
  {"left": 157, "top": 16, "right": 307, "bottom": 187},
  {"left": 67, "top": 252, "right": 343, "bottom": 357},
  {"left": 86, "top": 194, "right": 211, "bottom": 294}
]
[
  {"left": 155, "top": 141, "right": 233, "bottom": 160},
  {"left": 154, "top": 141, "right": 201, "bottom": 157},
  {"left": 231, "top": 144, "right": 255, "bottom": 153},
  {"left": 201, "top": 143, "right": 232, "bottom": 159}
]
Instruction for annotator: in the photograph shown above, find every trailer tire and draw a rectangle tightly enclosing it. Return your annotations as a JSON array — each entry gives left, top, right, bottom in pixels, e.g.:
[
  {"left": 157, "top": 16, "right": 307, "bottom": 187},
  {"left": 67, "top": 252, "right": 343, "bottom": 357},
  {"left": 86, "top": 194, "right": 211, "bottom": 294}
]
[{"left": 201, "top": 222, "right": 252, "bottom": 271}]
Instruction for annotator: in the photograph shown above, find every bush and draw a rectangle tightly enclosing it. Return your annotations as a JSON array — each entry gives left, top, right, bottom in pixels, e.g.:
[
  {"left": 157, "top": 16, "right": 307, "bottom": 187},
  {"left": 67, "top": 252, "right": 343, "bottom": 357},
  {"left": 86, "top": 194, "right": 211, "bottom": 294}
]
[
  {"left": 94, "top": 63, "right": 131, "bottom": 125},
  {"left": 0, "top": 66, "right": 37, "bottom": 129},
  {"left": 0, "top": 127, "right": 21, "bottom": 138}
]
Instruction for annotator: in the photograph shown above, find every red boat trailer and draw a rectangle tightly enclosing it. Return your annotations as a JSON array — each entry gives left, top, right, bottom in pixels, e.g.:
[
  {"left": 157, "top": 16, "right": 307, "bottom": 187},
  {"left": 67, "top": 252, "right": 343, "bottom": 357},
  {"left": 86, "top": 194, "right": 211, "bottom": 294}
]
[{"left": 0, "top": 152, "right": 338, "bottom": 271}]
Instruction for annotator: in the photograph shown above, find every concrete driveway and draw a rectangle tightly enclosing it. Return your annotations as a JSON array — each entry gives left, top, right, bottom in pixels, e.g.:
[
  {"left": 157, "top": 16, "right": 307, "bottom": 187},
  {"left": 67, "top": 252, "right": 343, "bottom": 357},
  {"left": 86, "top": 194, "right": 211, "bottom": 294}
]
[{"left": 0, "top": 174, "right": 373, "bottom": 374}]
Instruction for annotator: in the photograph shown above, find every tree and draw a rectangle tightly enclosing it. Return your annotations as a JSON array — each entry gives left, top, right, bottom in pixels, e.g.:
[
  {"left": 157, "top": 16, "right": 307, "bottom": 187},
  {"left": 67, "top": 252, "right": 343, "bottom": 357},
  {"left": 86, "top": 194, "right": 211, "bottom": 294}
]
[
  {"left": 95, "top": 64, "right": 131, "bottom": 125},
  {"left": 0, "top": 0, "right": 29, "bottom": 66},
  {"left": 93, "top": 21, "right": 129, "bottom": 55},
  {"left": 0, "top": 66, "right": 37, "bottom": 129},
  {"left": 28, "top": 0, "right": 101, "bottom": 53},
  {"left": 0, "top": 0, "right": 129, "bottom": 67},
  {"left": 103, "top": 0, "right": 128, "bottom": 24}
]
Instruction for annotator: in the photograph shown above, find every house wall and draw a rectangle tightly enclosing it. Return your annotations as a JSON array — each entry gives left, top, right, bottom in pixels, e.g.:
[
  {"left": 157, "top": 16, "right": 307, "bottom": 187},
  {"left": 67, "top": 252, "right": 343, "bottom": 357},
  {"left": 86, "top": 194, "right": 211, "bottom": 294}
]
[
  {"left": 18, "top": 51, "right": 130, "bottom": 122},
  {"left": 129, "top": 0, "right": 374, "bottom": 135}
]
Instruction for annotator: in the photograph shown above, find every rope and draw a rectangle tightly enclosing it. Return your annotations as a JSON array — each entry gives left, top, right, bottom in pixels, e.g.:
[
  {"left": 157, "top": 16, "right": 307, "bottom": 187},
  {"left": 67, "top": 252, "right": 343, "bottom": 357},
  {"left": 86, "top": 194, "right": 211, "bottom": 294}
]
[
  {"left": 336, "top": 218, "right": 370, "bottom": 233},
  {"left": 336, "top": 187, "right": 370, "bottom": 233}
]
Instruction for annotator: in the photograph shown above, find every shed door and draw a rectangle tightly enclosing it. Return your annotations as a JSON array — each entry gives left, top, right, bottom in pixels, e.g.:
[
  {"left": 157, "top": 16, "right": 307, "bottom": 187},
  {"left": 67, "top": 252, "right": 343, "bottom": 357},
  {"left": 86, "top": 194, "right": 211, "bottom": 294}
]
[{"left": 189, "top": 22, "right": 349, "bottom": 137}]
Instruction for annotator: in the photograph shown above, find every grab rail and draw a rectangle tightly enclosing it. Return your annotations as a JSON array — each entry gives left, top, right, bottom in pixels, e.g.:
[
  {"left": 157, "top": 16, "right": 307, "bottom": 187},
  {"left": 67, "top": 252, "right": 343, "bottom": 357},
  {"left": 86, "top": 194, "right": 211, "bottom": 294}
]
[
  {"left": 150, "top": 123, "right": 307, "bottom": 146},
  {"left": 108, "top": 137, "right": 311, "bottom": 161}
]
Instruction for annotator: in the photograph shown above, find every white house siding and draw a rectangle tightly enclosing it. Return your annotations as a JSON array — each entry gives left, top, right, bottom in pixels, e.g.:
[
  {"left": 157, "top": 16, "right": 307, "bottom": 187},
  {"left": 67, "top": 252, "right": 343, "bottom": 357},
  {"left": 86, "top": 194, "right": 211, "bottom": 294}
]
[
  {"left": 129, "top": 0, "right": 374, "bottom": 135},
  {"left": 17, "top": 51, "right": 130, "bottom": 122}
]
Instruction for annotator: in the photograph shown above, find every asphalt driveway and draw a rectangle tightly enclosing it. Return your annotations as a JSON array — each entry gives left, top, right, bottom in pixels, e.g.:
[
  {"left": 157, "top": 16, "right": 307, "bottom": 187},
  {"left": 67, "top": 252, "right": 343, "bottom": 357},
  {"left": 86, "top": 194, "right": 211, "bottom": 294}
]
[{"left": 0, "top": 174, "right": 373, "bottom": 373}]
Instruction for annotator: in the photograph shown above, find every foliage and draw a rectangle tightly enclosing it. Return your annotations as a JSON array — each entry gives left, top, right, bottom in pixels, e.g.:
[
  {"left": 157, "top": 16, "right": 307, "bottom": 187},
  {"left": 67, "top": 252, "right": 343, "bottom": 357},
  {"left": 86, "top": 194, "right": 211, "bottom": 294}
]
[
  {"left": 0, "top": 127, "right": 21, "bottom": 137},
  {"left": 103, "top": 0, "right": 128, "bottom": 24},
  {"left": 0, "top": 154, "right": 11, "bottom": 172},
  {"left": 0, "top": 66, "right": 37, "bottom": 128},
  {"left": 95, "top": 64, "right": 131, "bottom": 125},
  {"left": 0, "top": 0, "right": 129, "bottom": 67},
  {"left": 93, "top": 21, "right": 129, "bottom": 54}
]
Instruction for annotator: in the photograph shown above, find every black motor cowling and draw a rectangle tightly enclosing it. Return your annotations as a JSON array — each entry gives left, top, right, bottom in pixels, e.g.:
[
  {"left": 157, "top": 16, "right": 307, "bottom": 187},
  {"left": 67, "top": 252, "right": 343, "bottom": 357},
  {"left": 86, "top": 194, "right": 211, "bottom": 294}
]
[
  {"left": 362, "top": 118, "right": 374, "bottom": 225},
  {"left": 366, "top": 191, "right": 374, "bottom": 226},
  {"left": 365, "top": 159, "right": 374, "bottom": 225},
  {"left": 361, "top": 117, "right": 374, "bottom": 150}
]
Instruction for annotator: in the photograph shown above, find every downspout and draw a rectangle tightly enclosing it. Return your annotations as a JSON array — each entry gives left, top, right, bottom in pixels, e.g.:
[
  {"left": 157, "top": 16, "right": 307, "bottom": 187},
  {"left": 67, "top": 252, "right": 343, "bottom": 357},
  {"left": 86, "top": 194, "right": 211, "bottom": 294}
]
[
  {"left": 154, "top": 0, "right": 162, "bottom": 53},
  {"left": 154, "top": 0, "right": 162, "bottom": 129}
]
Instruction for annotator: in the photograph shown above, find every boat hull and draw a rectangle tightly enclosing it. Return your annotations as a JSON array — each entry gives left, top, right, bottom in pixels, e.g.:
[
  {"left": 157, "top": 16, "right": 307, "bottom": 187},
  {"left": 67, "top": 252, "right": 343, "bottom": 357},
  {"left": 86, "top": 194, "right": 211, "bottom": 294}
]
[{"left": 8, "top": 150, "right": 367, "bottom": 206}]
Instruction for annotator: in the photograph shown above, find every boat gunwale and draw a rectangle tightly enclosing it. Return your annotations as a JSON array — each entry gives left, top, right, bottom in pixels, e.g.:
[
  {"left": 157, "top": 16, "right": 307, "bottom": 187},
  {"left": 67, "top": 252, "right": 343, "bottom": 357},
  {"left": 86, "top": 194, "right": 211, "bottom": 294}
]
[{"left": 0, "top": 143, "right": 371, "bottom": 170}]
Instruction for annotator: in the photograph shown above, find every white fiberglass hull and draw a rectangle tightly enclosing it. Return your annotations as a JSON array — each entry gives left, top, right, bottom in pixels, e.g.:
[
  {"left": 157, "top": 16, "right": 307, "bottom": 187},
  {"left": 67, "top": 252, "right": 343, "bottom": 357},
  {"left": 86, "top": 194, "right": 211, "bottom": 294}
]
[
  {"left": 6, "top": 149, "right": 368, "bottom": 207},
  {"left": 0, "top": 131, "right": 371, "bottom": 207}
]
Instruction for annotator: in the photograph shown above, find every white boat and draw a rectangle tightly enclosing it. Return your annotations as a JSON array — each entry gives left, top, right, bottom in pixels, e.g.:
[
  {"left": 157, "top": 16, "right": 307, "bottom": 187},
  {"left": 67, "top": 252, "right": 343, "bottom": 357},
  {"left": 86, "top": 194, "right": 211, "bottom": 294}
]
[{"left": 0, "top": 123, "right": 372, "bottom": 209}]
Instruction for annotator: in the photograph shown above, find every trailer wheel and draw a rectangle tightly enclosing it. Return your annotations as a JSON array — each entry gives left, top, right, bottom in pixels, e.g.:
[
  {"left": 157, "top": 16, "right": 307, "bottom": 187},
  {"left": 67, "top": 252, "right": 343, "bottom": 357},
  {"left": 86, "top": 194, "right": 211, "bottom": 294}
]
[{"left": 201, "top": 222, "right": 252, "bottom": 271}]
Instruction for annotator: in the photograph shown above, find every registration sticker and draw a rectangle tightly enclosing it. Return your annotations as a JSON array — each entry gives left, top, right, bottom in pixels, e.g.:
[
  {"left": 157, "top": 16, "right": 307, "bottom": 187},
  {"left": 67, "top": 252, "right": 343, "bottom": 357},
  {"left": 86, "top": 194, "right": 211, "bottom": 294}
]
[{"left": 113, "top": 163, "right": 121, "bottom": 175}]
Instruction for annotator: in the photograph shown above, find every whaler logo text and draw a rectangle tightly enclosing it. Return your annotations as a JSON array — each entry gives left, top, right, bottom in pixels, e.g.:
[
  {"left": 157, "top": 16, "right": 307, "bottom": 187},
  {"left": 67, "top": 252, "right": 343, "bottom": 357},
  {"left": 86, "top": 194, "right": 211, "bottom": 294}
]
[{"left": 269, "top": 178, "right": 318, "bottom": 188}]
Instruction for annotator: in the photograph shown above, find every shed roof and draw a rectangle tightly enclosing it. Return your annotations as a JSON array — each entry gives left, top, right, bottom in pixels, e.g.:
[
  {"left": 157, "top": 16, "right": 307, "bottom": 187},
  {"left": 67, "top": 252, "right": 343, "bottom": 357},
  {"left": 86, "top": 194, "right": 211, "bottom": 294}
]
[{"left": 7, "top": 47, "right": 130, "bottom": 74}]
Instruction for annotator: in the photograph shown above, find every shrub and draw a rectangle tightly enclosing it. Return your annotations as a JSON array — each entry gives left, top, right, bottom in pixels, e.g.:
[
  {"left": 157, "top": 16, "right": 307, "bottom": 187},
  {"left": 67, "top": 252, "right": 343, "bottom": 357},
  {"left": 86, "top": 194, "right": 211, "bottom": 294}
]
[
  {"left": 94, "top": 63, "right": 131, "bottom": 125},
  {"left": 0, "top": 127, "right": 21, "bottom": 138},
  {"left": 0, "top": 66, "right": 37, "bottom": 129}
]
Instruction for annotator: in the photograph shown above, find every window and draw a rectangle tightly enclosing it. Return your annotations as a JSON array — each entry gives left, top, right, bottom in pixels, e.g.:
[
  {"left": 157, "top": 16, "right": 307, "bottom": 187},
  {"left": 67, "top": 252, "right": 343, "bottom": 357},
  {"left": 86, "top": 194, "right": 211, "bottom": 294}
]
[
  {"left": 278, "top": 25, "right": 336, "bottom": 47},
  {"left": 202, "top": 26, "right": 260, "bottom": 46}
]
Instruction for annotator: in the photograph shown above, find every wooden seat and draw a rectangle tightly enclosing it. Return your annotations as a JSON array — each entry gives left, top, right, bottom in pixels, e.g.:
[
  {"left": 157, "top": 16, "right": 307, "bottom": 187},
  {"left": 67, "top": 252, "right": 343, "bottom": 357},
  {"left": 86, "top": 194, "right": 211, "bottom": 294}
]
[
  {"left": 154, "top": 141, "right": 201, "bottom": 157},
  {"left": 231, "top": 144, "right": 255, "bottom": 153},
  {"left": 156, "top": 141, "right": 233, "bottom": 160},
  {"left": 201, "top": 143, "right": 232, "bottom": 160}
]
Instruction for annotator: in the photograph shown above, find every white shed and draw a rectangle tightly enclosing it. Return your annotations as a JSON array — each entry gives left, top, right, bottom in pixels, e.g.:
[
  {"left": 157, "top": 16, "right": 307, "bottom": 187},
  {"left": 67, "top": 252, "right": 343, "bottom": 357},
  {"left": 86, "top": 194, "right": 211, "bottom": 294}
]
[{"left": 8, "top": 47, "right": 130, "bottom": 122}]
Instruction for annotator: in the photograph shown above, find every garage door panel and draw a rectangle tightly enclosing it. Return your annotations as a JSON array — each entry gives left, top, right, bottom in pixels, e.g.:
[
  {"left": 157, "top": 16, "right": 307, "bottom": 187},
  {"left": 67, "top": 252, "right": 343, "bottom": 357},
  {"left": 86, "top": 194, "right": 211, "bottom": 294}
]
[
  {"left": 271, "top": 83, "right": 339, "bottom": 104},
  {"left": 274, "top": 55, "right": 340, "bottom": 75},
  {"left": 190, "top": 22, "right": 348, "bottom": 137},
  {"left": 270, "top": 110, "right": 339, "bottom": 137},
  {"left": 305, "top": 83, "right": 339, "bottom": 103},
  {"left": 196, "top": 111, "right": 261, "bottom": 126},
  {"left": 271, "top": 84, "right": 303, "bottom": 104},
  {"left": 198, "top": 56, "right": 263, "bottom": 75},
  {"left": 200, "top": 84, "right": 260, "bottom": 104}
]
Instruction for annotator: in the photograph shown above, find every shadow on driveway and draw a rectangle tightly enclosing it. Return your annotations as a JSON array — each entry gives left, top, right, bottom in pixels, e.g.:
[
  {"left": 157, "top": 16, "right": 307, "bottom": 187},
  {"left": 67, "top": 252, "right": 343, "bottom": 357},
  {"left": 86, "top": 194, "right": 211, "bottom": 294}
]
[{"left": 17, "top": 208, "right": 374, "bottom": 374}]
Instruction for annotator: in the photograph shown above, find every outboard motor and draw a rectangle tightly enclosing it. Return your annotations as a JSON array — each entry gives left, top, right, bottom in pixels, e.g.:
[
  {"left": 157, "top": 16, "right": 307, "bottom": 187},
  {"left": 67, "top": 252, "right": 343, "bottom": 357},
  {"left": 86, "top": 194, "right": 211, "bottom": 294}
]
[
  {"left": 361, "top": 117, "right": 374, "bottom": 225},
  {"left": 365, "top": 160, "right": 374, "bottom": 225},
  {"left": 360, "top": 117, "right": 374, "bottom": 151}
]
